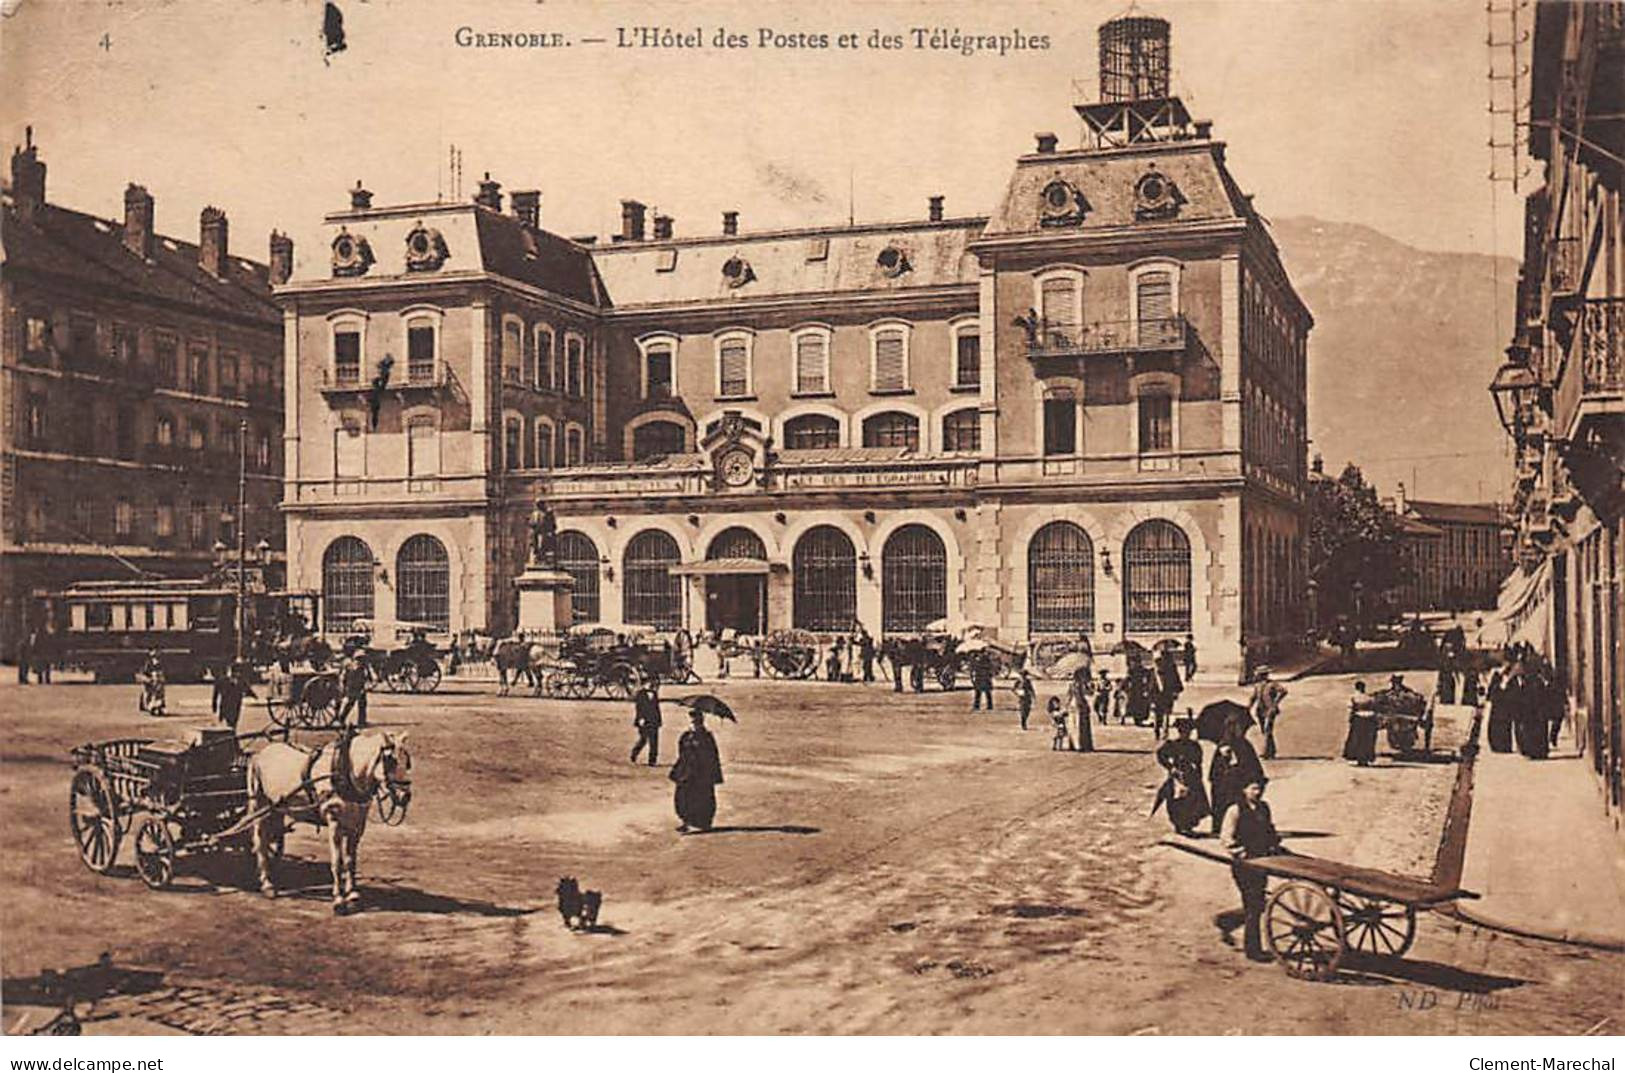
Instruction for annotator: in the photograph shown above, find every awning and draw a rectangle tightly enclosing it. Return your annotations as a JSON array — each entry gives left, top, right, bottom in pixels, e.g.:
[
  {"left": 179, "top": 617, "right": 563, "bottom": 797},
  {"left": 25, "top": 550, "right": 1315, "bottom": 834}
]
[
  {"left": 670, "top": 559, "right": 772, "bottom": 576},
  {"left": 1475, "top": 559, "right": 1551, "bottom": 655}
]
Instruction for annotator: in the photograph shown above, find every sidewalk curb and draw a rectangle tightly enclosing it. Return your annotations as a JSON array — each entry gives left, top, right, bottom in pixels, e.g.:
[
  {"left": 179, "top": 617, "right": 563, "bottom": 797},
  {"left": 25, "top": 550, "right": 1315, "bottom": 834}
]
[{"left": 1439, "top": 904, "right": 1625, "bottom": 953}]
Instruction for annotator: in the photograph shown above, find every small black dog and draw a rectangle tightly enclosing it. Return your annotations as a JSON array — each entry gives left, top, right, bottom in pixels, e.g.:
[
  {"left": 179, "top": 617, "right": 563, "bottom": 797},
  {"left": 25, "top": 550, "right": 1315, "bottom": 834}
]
[{"left": 555, "top": 876, "right": 603, "bottom": 931}]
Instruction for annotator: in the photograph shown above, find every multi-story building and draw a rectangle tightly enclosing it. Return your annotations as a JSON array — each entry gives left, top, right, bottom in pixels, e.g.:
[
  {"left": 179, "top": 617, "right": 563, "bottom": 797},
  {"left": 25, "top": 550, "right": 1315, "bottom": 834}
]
[
  {"left": 1, "top": 131, "right": 286, "bottom": 658},
  {"left": 1387, "top": 487, "right": 1510, "bottom": 612},
  {"left": 276, "top": 16, "right": 1311, "bottom": 680},
  {"left": 1490, "top": 1, "right": 1622, "bottom": 823}
]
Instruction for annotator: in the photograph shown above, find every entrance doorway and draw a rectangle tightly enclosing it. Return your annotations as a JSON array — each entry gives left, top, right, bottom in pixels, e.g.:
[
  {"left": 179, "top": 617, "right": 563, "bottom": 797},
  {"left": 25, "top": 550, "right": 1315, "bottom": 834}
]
[{"left": 706, "top": 575, "right": 766, "bottom": 634}]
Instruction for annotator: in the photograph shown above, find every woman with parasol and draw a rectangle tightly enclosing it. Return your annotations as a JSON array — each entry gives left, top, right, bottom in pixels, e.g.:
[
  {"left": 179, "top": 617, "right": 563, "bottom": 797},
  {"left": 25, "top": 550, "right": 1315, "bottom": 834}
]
[
  {"left": 667, "top": 694, "right": 735, "bottom": 833},
  {"left": 1151, "top": 715, "right": 1209, "bottom": 835},
  {"left": 1198, "top": 700, "right": 1263, "bottom": 836}
]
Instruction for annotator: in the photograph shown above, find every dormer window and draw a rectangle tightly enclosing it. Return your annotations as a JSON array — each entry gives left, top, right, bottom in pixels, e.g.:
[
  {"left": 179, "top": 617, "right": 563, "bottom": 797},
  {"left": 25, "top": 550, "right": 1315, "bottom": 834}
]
[
  {"left": 721, "top": 256, "right": 755, "bottom": 288},
  {"left": 876, "top": 245, "right": 912, "bottom": 279}
]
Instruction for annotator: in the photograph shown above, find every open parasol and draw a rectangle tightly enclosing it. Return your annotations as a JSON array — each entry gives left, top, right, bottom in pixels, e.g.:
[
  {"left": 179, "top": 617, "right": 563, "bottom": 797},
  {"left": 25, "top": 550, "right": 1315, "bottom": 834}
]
[
  {"left": 1195, "top": 699, "right": 1253, "bottom": 743},
  {"left": 1050, "top": 651, "right": 1093, "bottom": 679},
  {"left": 664, "top": 693, "right": 737, "bottom": 722},
  {"left": 925, "top": 617, "right": 952, "bottom": 634},
  {"left": 957, "top": 637, "right": 989, "bottom": 653}
]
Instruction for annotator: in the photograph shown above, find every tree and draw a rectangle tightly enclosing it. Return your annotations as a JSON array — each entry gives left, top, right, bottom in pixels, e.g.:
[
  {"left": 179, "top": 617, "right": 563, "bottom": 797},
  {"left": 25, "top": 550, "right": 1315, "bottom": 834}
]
[{"left": 1307, "top": 464, "right": 1409, "bottom": 628}]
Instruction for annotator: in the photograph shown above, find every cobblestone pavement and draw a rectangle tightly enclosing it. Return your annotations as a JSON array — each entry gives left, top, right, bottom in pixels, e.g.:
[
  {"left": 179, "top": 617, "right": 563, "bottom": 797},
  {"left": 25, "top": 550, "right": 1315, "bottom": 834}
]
[{"left": 3, "top": 670, "right": 1619, "bottom": 1034}]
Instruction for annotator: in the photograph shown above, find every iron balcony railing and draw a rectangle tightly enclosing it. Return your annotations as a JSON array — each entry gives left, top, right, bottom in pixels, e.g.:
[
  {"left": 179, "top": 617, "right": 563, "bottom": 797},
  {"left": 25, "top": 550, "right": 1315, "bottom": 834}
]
[
  {"left": 320, "top": 363, "right": 446, "bottom": 392},
  {"left": 1550, "top": 236, "right": 1584, "bottom": 297},
  {"left": 1581, "top": 297, "right": 1623, "bottom": 394},
  {"left": 1025, "top": 315, "right": 1189, "bottom": 359}
]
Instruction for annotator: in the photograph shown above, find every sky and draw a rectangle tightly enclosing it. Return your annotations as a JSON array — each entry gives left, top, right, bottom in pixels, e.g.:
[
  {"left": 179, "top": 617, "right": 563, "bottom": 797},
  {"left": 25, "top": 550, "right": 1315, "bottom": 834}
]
[{"left": 1, "top": 0, "right": 1526, "bottom": 264}]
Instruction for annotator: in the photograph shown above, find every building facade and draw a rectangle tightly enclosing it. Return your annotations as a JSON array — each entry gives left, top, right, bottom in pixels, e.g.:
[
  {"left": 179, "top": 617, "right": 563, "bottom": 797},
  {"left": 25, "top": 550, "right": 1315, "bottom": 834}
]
[
  {"left": 1387, "top": 488, "right": 1510, "bottom": 612},
  {"left": 1491, "top": 1, "right": 1622, "bottom": 824},
  {"left": 276, "top": 17, "right": 1311, "bottom": 680},
  {"left": 1, "top": 132, "right": 285, "bottom": 658}
]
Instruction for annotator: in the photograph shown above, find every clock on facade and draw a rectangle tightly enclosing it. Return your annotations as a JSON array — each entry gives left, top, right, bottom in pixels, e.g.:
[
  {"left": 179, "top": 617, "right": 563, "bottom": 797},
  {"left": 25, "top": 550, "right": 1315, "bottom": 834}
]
[{"left": 718, "top": 448, "right": 755, "bottom": 487}]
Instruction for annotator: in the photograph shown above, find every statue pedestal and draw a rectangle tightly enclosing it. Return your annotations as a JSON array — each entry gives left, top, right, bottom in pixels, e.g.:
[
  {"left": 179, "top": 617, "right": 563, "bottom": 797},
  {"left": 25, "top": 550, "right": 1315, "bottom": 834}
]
[{"left": 514, "top": 565, "right": 575, "bottom": 634}]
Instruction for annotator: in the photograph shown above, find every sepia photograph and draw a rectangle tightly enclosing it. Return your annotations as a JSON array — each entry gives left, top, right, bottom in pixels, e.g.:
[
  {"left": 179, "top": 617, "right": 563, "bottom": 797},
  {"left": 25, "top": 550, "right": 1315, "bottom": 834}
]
[{"left": 0, "top": 0, "right": 1620, "bottom": 1053}]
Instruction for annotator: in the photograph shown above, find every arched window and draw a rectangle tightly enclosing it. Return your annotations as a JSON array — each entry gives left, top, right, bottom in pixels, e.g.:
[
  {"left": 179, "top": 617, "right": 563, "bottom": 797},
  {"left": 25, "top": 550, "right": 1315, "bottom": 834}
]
[
  {"left": 557, "top": 531, "right": 600, "bottom": 623},
  {"left": 792, "top": 327, "right": 831, "bottom": 395},
  {"left": 941, "top": 409, "right": 980, "bottom": 453},
  {"left": 708, "top": 526, "right": 766, "bottom": 561},
  {"left": 396, "top": 534, "right": 450, "bottom": 630},
  {"left": 535, "top": 325, "right": 555, "bottom": 390},
  {"left": 1123, "top": 520, "right": 1192, "bottom": 633},
  {"left": 784, "top": 413, "right": 841, "bottom": 450},
  {"left": 322, "top": 536, "right": 374, "bottom": 632},
  {"left": 565, "top": 425, "right": 584, "bottom": 466},
  {"left": 793, "top": 526, "right": 856, "bottom": 631},
  {"left": 501, "top": 318, "right": 524, "bottom": 383},
  {"left": 565, "top": 335, "right": 584, "bottom": 397},
  {"left": 862, "top": 411, "right": 919, "bottom": 451},
  {"left": 632, "top": 420, "right": 687, "bottom": 461},
  {"left": 1028, "top": 522, "right": 1094, "bottom": 634},
  {"left": 535, "top": 420, "right": 555, "bottom": 469},
  {"left": 623, "top": 529, "right": 682, "bottom": 628},
  {"left": 882, "top": 524, "right": 947, "bottom": 632}
]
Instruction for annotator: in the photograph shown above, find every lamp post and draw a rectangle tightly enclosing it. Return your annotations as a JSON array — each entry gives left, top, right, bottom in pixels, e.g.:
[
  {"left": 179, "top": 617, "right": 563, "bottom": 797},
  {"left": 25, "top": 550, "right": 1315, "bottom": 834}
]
[
  {"left": 235, "top": 419, "right": 248, "bottom": 665},
  {"left": 1489, "top": 352, "right": 1539, "bottom": 440}
]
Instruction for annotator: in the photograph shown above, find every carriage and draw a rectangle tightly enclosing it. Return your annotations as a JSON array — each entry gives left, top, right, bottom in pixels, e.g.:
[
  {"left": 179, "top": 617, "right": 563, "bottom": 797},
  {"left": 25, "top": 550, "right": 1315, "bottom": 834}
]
[
  {"left": 344, "top": 621, "right": 445, "bottom": 694},
  {"left": 68, "top": 728, "right": 268, "bottom": 890},
  {"left": 262, "top": 667, "right": 343, "bottom": 729},
  {"left": 760, "top": 629, "right": 819, "bottom": 679},
  {"left": 1165, "top": 840, "right": 1478, "bottom": 981},
  {"left": 542, "top": 626, "right": 696, "bottom": 698}
]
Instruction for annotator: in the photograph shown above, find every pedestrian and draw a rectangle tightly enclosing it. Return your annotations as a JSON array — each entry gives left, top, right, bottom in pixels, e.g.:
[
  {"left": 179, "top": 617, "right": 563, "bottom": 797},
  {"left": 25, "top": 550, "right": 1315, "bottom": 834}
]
[
  {"left": 16, "top": 628, "right": 31, "bottom": 684},
  {"left": 890, "top": 639, "right": 906, "bottom": 694},
  {"left": 1182, "top": 633, "right": 1198, "bottom": 680},
  {"left": 970, "top": 650, "right": 995, "bottom": 711},
  {"left": 33, "top": 624, "right": 54, "bottom": 683},
  {"left": 1068, "top": 666, "right": 1095, "bottom": 752},
  {"left": 1048, "top": 697, "right": 1073, "bottom": 751},
  {"left": 1093, "top": 668, "right": 1112, "bottom": 724},
  {"left": 825, "top": 638, "right": 842, "bottom": 682},
  {"left": 1486, "top": 658, "right": 1514, "bottom": 752},
  {"left": 1461, "top": 665, "right": 1482, "bottom": 708},
  {"left": 717, "top": 630, "right": 732, "bottom": 679},
  {"left": 909, "top": 640, "right": 926, "bottom": 694},
  {"left": 1208, "top": 717, "right": 1264, "bottom": 837},
  {"left": 337, "top": 647, "right": 369, "bottom": 729},
  {"left": 1249, "top": 666, "right": 1287, "bottom": 760},
  {"left": 1125, "top": 664, "right": 1153, "bottom": 727},
  {"left": 857, "top": 627, "right": 875, "bottom": 684},
  {"left": 751, "top": 635, "right": 763, "bottom": 679},
  {"left": 211, "top": 661, "right": 256, "bottom": 733},
  {"left": 1435, "top": 656, "right": 1457, "bottom": 706},
  {"left": 1516, "top": 662, "right": 1551, "bottom": 760},
  {"left": 1012, "top": 666, "right": 1036, "bottom": 730},
  {"left": 1220, "top": 776, "right": 1283, "bottom": 963},
  {"left": 1152, "top": 716, "right": 1210, "bottom": 836},
  {"left": 1543, "top": 664, "right": 1566, "bottom": 750},
  {"left": 630, "top": 682, "right": 663, "bottom": 765},
  {"left": 1341, "top": 680, "right": 1378, "bottom": 766},
  {"left": 137, "top": 649, "right": 167, "bottom": 717},
  {"left": 670, "top": 706, "right": 724, "bottom": 833}
]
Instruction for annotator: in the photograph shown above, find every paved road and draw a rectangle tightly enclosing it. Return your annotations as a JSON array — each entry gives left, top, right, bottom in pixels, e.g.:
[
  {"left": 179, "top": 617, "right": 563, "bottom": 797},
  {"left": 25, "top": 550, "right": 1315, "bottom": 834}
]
[{"left": 2, "top": 670, "right": 1618, "bottom": 1034}]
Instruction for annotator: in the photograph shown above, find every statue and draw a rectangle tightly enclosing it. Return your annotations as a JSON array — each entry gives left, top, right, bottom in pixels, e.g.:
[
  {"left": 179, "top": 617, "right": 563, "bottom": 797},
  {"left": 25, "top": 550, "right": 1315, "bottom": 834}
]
[{"left": 528, "top": 498, "right": 558, "bottom": 567}]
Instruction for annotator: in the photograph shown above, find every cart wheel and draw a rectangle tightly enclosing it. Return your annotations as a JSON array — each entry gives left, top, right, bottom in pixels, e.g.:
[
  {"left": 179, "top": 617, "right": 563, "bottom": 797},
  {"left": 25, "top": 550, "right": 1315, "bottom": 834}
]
[
  {"left": 764, "top": 658, "right": 786, "bottom": 679},
  {"left": 794, "top": 651, "right": 817, "bottom": 679},
  {"left": 1336, "top": 893, "right": 1417, "bottom": 958},
  {"left": 69, "top": 769, "right": 121, "bottom": 875},
  {"left": 133, "top": 818, "right": 177, "bottom": 890},
  {"left": 1386, "top": 722, "right": 1419, "bottom": 755},
  {"left": 412, "top": 662, "right": 442, "bottom": 694},
  {"left": 936, "top": 666, "right": 957, "bottom": 690},
  {"left": 561, "top": 672, "right": 592, "bottom": 700},
  {"left": 604, "top": 664, "right": 639, "bottom": 701},
  {"left": 1266, "top": 881, "right": 1346, "bottom": 981}
]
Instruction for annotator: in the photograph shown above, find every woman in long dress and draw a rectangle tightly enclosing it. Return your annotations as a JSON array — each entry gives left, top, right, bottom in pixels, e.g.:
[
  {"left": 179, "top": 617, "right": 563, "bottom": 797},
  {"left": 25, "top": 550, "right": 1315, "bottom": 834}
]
[
  {"left": 1341, "top": 680, "right": 1379, "bottom": 766},
  {"left": 670, "top": 708, "right": 725, "bottom": 832},
  {"left": 1152, "top": 717, "right": 1209, "bottom": 835},
  {"left": 1067, "top": 667, "right": 1094, "bottom": 752}
]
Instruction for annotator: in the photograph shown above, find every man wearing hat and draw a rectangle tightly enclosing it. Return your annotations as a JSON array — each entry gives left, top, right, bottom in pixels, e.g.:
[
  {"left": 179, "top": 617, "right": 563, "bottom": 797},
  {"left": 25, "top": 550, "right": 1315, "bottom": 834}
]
[
  {"left": 211, "top": 661, "right": 257, "bottom": 732},
  {"left": 1249, "top": 665, "right": 1288, "bottom": 760},
  {"left": 1220, "top": 775, "right": 1283, "bottom": 962},
  {"left": 630, "top": 681, "right": 662, "bottom": 765}
]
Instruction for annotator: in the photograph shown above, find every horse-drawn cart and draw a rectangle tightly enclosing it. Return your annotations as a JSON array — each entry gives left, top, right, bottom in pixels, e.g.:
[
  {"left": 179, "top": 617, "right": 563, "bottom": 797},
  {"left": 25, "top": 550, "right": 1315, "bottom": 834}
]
[
  {"left": 1164, "top": 840, "right": 1478, "bottom": 980},
  {"left": 263, "top": 667, "right": 342, "bottom": 729},
  {"left": 542, "top": 626, "right": 697, "bottom": 698},
  {"left": 68, "top": 729, "right": 270, "bottom": 890},
  {"left": 761, "top": 629, "right": 818, "bottom": 679}
]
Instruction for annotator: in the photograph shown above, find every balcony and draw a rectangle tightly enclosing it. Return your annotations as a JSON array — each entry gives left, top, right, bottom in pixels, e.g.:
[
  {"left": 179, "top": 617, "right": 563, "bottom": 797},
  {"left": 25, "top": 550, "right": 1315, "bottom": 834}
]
[
  {"left": 320, "top": 363, "right": 448, "bottom": 397},
  {"left": 1025, "top": 316, "right": 1190, "bottom": 360},
  {"left": 1581, "top": 298, "right": 1623, "bottom": 394},
  {"left": 1550, "top": 236, "right": 1584, "bottom": 298}
]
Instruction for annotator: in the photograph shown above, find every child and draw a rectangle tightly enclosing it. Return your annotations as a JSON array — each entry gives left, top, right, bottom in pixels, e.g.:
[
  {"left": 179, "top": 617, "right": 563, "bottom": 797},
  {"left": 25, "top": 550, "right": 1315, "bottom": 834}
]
[
  {"left": 1012, "top": 667, "right": 1036, "bottom": 730},
  {"left": 1048, "top": 697, "right": 1074, "bottom": 751}
]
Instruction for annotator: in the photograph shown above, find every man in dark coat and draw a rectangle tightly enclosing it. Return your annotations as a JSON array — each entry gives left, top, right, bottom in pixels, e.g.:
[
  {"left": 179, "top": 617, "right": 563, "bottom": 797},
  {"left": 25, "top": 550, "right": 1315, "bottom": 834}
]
[
  {"left": 1221, "top": 776, "right": 1283, "bottom": 962},
  {"left": 1209, "top": 721, "right": 1265, "bottom": 837},
  {"left": 1093, "top": 668, "right": 1112, "bottom": 724},
  {"left": 211, "top": 661, "right": 256, "bottom": 732},
  {"left": 1153, "top": 717, "right": 1209, "bottom": 835},
  {"left": 337, "top": 647, "right": 369, "bottom": 729},
  {"left": 1182, "top": 634, "right": 1198, "bottom": 680},
  {"left": 670, "top": 708, "right": 724, "bottom": 832},
  {"left": 889, "top": 639, "right": 907, "bottom": 694},
  {"left": 969, "top": 650, "right": 995, "bottom": 711},
  {"left": 857, "top": 627, "right": 875, "bottom": 684},
  {"left": 630, "top": 684, "right": 662, "bottom": 765}
]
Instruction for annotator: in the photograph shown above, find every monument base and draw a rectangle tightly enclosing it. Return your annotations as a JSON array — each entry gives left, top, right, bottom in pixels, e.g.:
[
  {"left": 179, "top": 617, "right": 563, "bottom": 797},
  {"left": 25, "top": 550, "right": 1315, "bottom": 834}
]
[{"left": 514, "top": 566, "right": 575, "bottom": 634}]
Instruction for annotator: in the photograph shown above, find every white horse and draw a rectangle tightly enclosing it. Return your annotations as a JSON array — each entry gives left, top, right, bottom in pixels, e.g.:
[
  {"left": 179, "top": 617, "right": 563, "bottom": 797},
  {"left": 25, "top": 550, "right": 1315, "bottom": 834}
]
[{"left": 245, "top": 730, "right": 413, "bottom": 913}]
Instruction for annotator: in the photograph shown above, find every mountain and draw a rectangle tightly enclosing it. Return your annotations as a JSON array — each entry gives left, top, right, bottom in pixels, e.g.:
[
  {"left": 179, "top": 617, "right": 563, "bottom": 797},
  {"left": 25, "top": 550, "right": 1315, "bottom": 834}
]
[{"left": 1268, "top": 216, "right": 1518, "bottom": 504}]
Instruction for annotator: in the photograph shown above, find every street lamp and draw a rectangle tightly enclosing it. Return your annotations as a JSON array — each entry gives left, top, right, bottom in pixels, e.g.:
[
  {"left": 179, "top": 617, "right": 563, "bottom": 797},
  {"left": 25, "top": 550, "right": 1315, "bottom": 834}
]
[{"left": 1489, "top": 352, "right": 1539, "bottom": 438}]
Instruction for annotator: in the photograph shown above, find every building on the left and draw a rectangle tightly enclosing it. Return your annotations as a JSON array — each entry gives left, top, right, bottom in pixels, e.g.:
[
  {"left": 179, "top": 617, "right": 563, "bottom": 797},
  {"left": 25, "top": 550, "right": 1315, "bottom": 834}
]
[{"left": 0, "top": 130, "right": 288, "bottom": 659}]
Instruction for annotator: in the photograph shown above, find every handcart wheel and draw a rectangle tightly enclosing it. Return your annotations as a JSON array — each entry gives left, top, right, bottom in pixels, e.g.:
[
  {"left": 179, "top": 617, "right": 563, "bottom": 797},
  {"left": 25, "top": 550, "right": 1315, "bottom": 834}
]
[
  {"left": 133, "top": 818, "right": 177, "bottom": 890},
  {"left": 69, "top": 769, "right": 121, "bottom": 875},
  {"left": 412, "top": 662, "right": 442, "bottom": 694},
  {"left": 1266, "top": 880, "right": 1346, "bottom": 980},
  {"left": 604, "top": 663, "right": 639, "bottom": 701},
  {"left": 1386, "top": 722, "right": 1419, "bottom": 755},
  {"left": 1335, "top": 893, "right": 1417, "bottom": 958}
]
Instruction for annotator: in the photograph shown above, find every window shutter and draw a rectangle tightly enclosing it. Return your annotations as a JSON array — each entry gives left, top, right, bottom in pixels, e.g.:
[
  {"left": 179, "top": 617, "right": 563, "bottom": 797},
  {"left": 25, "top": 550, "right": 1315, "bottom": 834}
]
[
  {"left": 1041, "top": 279, "right": 1077, "bottom": 331},
  {"left": 796, "top": 335, "right": 828, "bottom": 394},
  {"left": 873, "top": 331, "right": 906, "bottom": 391},
  {"left": 720, "top": 342, "right": 749, "bottom": 396}
]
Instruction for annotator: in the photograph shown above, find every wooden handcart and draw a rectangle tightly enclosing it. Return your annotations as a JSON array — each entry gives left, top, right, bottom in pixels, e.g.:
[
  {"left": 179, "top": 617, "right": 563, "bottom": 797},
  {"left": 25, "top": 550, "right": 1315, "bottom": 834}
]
[
  {"left": 1165, "top": 840, "right": 1478, "bottom": 981},
  {"left": 263, "top": 667, "right": 343, "bottom": 729}
]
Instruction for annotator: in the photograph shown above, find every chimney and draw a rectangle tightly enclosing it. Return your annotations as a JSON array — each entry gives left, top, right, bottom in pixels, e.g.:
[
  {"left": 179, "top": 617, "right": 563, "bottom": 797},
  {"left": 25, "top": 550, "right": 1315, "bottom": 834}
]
[
  {"left": 618, "top": 199, "right": 646, "bottom": 242},
  {"left": 123, "top": 183, "right": 154, "bottom": 260},
  {"left": 1395, "top": 482, "right": 1408, "bottom": 516},
  {"left": 1194, "top": 119, "right": 1214, "bottom": 139},
  {"left": 512, "top": 189, "right": 541, "bottom": 228},
  {"left": 722, "top": 210, "right": 738, "bottom": 236},
  {"left": 199, "top": 206, "right": 228, "bottom": 277},
  {"left": 1034, "top": 132, "right": 1058, "bottom": 154},
  {"left": 928, "top": 195, "right": 944, "bottom": 222},
  {"left": 10, "top": 126, "right": 45, "bottom": 212},
  {"left": 269, "top": 230, "right": 294, "bottom": 285},
  {"left": 1310, "top": 452, "right": 1324, "bottom": 476},
  {"left": 349, "top": 180, "right": 373, "bottom": 210},
  {"left": 652, "top": 214, "right": 673, "bottom": 241},
  {"left": 474, "top": 172, "right": 503, "bottom": 212}
]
